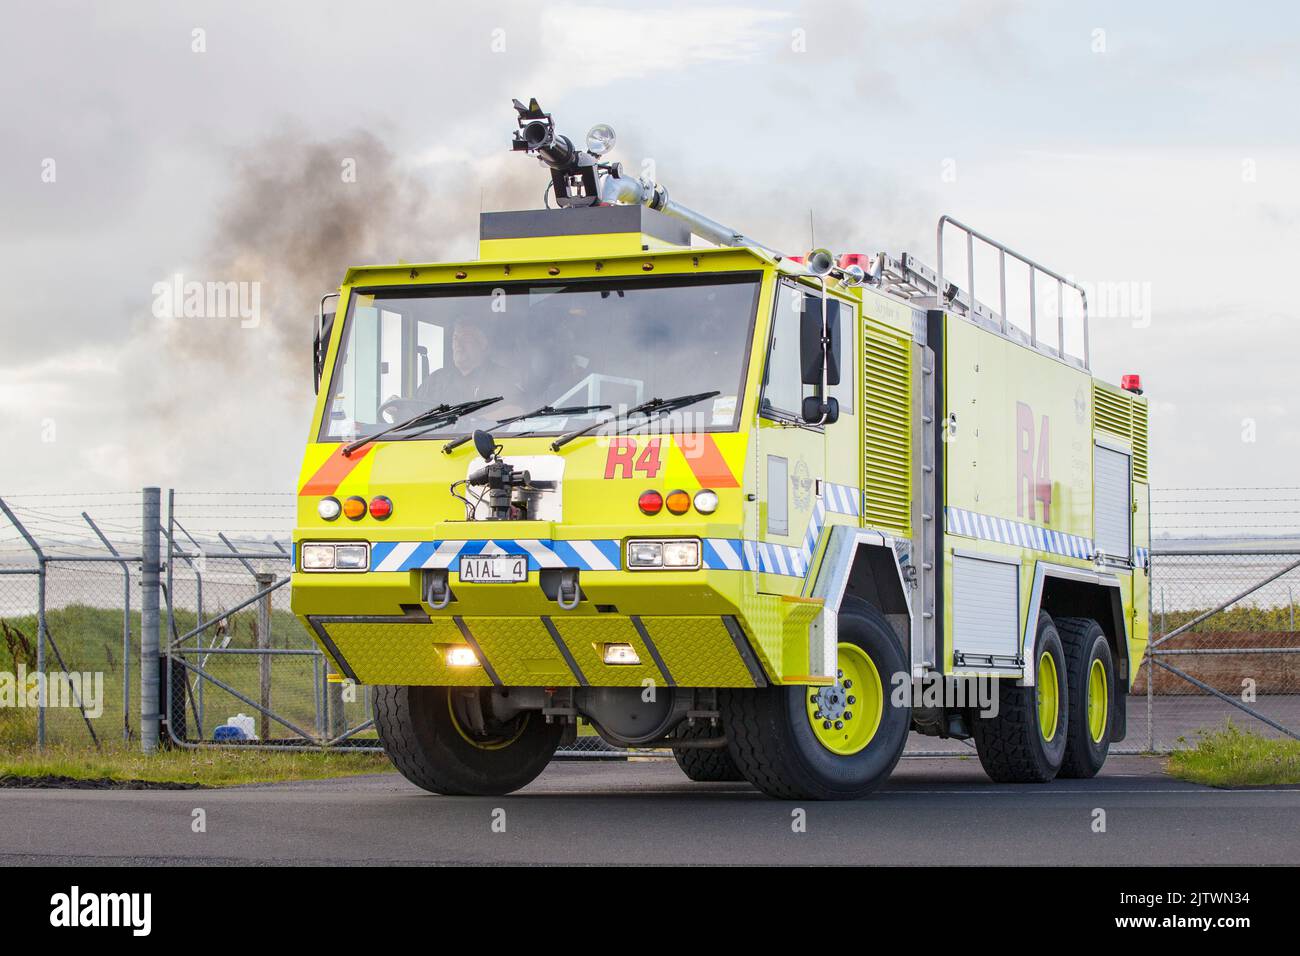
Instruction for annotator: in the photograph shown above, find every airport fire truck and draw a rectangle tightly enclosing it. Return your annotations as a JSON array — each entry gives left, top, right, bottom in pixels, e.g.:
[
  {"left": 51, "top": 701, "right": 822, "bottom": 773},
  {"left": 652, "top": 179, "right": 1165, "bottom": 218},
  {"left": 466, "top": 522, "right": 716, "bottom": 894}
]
[{"left": 291, "top": 98, "right": 1151, "bottom": 799}]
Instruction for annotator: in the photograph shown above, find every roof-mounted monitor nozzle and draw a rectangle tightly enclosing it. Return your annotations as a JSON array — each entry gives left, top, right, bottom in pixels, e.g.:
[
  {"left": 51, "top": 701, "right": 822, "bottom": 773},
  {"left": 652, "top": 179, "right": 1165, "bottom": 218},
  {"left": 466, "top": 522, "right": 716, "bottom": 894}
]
[
  {"left": 511, "top": 97, "right": 604, "bottom": 208},
  {"left": 509, "top": 95, "right": 777, "bottom": 256}
]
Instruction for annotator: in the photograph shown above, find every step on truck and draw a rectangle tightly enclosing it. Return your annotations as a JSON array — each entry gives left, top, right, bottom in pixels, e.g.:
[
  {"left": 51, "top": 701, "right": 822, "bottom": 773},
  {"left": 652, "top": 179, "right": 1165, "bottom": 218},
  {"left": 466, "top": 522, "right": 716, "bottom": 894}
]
[{"left": 291, "top": 98, "right": 1151, "bottom": 798}]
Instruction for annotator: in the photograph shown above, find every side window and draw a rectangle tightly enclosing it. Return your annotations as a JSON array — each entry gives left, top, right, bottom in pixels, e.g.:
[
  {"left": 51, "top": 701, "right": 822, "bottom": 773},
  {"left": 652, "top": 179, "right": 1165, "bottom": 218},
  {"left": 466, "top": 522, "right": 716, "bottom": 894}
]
[
  {"left": 761, "top": 283, "right": 813, "bottom": 417},
  {"left": 761, "top": 283, "right": 852, "bottom": 419}
]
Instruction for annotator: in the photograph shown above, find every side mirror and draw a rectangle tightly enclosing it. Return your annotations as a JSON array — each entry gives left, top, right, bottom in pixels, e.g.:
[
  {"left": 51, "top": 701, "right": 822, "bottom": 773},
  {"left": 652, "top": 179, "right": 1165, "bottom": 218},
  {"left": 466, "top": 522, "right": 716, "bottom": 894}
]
[
  {"left": 313, "top": 311, "right": 335, "bottom": 395},
  {"left": 799, "top": 296, "right": 841, "bottom": 387},
  {"left": 802, "top": 395, "right": 839, "bottom": 426}
]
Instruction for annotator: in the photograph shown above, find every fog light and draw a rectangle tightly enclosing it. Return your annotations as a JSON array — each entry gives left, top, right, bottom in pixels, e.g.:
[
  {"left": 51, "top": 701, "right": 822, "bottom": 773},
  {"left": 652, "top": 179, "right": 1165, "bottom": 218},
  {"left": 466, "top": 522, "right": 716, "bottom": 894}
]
[
  {"left": 603, "top": 643, "right": 640, "bottom": 665},
  {"left": 334, "top": 545, "right": 369, "bottom": 570},
  {"left": 445, "top": 645, "right": 480, "bottom": 667},
  {"left": 301, "top": 544, "right": 335, "bottom": 570},
  {"left": 627, "top": 540, "right": 663, "bottom": 568},
  {"left": 662, "top": 540, "right": 701, "bottom": 568},
  {"left": 317, "top": 497, "right": 342, "bottom": 521}
]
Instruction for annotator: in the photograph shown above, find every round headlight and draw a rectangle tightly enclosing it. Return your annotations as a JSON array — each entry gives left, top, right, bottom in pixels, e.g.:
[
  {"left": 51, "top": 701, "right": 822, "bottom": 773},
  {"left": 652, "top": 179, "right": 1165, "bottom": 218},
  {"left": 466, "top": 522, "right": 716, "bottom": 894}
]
[
  {"left": 317, "top": 497, "right": 342, "bottom": 521},
  {"left": 693, "top": 489, "right": 719, "bottom": 515}
]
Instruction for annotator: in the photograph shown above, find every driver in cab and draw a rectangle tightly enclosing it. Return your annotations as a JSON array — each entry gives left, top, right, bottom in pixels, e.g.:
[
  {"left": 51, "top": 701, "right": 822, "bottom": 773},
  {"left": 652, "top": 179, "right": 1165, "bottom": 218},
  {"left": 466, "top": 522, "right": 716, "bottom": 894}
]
[{"left": 417, "top": 319, "right": 526, "bottom": 417}]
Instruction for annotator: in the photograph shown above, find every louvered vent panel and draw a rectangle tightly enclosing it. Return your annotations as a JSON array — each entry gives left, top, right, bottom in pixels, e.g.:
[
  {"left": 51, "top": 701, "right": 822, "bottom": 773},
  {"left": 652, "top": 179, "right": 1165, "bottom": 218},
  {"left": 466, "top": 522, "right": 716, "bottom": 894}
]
[{"left": 863, "top": 325, "right": 912, "bottom": 535}]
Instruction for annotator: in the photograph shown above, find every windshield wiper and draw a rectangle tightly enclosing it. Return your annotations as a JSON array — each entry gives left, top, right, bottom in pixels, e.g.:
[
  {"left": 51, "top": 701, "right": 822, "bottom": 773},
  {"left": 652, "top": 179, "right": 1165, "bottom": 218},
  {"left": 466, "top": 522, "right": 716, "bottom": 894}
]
[
  {"left": 441, "top": 403, "right": 611, "bottom": 454},
  {"left": 342, "top": 395, "right": 503, "bottom": 458},
  {"left": 550, "top": 391, "right": 720, "bottom": 451}
]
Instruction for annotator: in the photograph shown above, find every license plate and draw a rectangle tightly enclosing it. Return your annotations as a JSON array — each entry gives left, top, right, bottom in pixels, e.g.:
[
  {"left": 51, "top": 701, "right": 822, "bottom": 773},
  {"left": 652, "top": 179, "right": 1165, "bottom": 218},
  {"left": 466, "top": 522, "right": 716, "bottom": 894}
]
[{"left": 458, "top": 554, "right": 528, "bottom": 583}]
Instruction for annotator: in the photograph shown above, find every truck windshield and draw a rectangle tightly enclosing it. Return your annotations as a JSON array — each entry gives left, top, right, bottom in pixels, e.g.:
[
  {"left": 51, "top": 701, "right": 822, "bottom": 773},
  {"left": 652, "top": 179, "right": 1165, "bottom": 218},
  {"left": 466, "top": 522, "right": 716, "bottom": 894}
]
[{"left": 319, "top": 273, "right": 761, "bottom": 442}]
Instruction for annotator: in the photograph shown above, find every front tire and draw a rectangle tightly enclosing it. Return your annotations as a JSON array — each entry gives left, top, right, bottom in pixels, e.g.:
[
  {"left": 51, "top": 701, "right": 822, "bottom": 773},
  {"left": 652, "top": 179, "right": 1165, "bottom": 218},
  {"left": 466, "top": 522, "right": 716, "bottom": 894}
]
[
  {"left": 373, "top": 685, "right": 562, "bottom": 796},
  {"left": 1056, "top": 617, "right": 1114, "bottom": 779},
  {"left": 721, "top": 599, "right": 910, "bottom": 800},
  {"left": 973, "top": 612, "right": 1068, "bottom": 783}
]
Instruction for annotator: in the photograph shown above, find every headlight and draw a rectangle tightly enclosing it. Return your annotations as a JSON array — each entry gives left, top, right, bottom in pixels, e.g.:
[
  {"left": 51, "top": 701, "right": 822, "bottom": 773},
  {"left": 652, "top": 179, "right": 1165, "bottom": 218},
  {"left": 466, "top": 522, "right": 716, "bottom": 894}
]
[
  {"left": 301, "top": 544, "right": 335, "bottom": 570},
  {"left": 625, "top": 538, "right": 701, "bottom": 570},
  {"left": 334, "top": 545, "right": 369, "bottom": 569},
  {"left": 300, "top": 542, "right": 369, "bottom": 572},
  {"left": 627, "top": 540, "right": 663, "bottom": 568},
  {"left": 662, "top": 540, "right": 701, "bottom": 568}
]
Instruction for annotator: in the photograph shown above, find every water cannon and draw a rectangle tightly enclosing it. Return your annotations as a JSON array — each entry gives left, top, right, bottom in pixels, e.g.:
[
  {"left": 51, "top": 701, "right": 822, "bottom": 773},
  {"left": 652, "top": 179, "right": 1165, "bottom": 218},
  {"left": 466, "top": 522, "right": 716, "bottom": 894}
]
[{"left": 511, "top": 97, "right": 602, "bottom": 207}]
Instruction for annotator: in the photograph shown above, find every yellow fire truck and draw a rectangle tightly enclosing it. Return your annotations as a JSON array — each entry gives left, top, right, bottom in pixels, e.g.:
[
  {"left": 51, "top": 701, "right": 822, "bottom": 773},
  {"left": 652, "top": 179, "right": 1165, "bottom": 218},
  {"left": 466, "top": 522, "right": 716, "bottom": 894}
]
[{"left": 291, "top": 98, "right": 1150, "bottom": 799}]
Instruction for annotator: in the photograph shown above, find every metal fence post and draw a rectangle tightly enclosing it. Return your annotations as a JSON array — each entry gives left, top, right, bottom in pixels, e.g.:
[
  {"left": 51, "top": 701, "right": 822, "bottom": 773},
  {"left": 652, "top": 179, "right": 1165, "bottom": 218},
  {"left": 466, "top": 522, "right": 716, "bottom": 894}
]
[
  {"left": 255, "top": 571, "right": 275, "bottom": 742},
  {"left": 141, "top": 487, "right": 162, "bottom": 753},
  {"left": 328, "top": 664, "right": 346, "bottom": 739}
]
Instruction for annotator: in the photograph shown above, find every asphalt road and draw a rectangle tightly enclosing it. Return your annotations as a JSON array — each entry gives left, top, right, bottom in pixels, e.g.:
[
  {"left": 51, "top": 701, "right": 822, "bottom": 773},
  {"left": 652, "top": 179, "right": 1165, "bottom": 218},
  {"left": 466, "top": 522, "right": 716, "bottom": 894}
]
[{"left": 2, "top": 755, "right": 1297, "bottom": 865}]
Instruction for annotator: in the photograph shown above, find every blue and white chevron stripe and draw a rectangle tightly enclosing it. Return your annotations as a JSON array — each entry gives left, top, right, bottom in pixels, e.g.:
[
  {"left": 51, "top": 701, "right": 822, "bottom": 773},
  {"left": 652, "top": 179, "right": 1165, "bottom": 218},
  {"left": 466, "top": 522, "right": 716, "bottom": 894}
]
[
  {"left": 370, "top": 482, "right": 863, "bottom": 579},
  {"left": 702, "top": 538, "right": 807, "bottom": 576},
  {"left": 703, "top": 481, "right": 861, "bottom": 578},
  {"left": 370, "top": 539, "right": 621, "bottom": 572},
  {"left": 945, "top": 506, "right": 1093, "bottom": 560}
]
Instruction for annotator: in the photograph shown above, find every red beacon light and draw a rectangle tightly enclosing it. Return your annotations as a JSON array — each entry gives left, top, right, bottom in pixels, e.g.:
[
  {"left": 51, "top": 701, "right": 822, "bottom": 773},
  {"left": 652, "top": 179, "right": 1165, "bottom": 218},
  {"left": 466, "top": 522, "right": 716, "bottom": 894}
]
[
  {"left": 1121, "top": 374, "right": 1143, "bottom": 395},
  {"left": 838, "top": 253, "right": 872, "bottom": 269}
]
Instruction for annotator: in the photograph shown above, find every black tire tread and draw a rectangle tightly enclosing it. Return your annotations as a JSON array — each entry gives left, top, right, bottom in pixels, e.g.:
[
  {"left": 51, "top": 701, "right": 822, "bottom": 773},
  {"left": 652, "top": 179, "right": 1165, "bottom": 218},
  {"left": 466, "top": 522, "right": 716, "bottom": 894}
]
[
  {"left": 1056, "top": 616, "right": 1111, "bottom": 779},
  {"left": 722, "top": 598, "right": 908, "bottom": 800},
  {"left": 972, "top": 612, "right": 1064, "bottom": 784},
  {"left": 672, "top": 720, "right": 746, "bottom": 782},
  {"left": 373, "top": 685, "right": 451, "bottom": 792}
]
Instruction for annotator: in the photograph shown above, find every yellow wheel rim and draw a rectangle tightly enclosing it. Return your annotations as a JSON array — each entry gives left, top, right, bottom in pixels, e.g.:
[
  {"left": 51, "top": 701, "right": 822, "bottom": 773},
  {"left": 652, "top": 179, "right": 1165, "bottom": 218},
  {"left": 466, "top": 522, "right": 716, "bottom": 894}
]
[
  {"left": 1036, "top": 651, "right": 1059, "bottom": 742},
  {"left": 447, "top": 693, "right": 529, "bottom": 751},
  {"left": 1087, "top": 657, "right": 1109, "bottom": 744},
  {"left": 806, "top": 642, "right": 883, "bottom": 756}
]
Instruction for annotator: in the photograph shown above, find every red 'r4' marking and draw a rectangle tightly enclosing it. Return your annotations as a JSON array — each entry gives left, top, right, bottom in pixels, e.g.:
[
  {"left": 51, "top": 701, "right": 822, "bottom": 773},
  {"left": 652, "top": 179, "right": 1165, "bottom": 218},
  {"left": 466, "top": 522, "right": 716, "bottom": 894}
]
[{"left": 604, "top": 438, "right": 662, "bottom": 479}]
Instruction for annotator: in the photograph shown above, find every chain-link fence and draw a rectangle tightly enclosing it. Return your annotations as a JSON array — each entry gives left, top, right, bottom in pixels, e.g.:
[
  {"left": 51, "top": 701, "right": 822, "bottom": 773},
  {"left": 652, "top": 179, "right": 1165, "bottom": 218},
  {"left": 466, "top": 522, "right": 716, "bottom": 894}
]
[{"left": 2, "top": 489, "right": 1298, "bottom": 757}]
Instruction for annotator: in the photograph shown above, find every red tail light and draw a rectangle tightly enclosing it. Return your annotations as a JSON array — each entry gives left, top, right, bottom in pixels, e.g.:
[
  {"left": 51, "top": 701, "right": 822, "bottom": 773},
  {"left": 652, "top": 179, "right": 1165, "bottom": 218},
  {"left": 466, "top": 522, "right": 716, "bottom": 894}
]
[
  {"left": 369, "top": 495, "right": 393, "bottom": 520},
  {"left": 638, "top": 490, "right": 663, "bottom": 515}
]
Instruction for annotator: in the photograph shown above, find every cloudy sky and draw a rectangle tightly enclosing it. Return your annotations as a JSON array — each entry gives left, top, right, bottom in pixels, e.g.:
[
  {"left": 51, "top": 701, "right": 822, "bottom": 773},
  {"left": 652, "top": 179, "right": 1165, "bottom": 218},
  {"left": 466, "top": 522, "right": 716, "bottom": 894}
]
[{"left": 3, "top": 0, "right": 1298, "bottom": 520}]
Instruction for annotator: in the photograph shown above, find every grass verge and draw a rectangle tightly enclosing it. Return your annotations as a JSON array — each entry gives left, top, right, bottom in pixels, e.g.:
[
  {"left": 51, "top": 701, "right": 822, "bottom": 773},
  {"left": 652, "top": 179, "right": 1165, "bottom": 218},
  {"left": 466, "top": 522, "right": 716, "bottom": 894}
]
[
  {"left": 1167, "top": 721, "right": 1300, "bottom": 787},
  {"left": 0, "top": 743, "right": 394, "bottom": 788}
]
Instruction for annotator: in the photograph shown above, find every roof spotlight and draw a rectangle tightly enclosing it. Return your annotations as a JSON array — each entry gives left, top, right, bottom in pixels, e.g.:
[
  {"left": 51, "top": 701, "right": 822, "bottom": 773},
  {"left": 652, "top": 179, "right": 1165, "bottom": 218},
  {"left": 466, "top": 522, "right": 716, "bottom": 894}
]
[{"left": 586, "top": 123, "right": 617, "bottom": 158}]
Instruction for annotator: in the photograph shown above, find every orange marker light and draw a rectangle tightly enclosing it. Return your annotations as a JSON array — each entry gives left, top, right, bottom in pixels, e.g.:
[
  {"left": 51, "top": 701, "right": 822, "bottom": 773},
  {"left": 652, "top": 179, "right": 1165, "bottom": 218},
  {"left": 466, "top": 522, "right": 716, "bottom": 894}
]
[
  {"left": 342, "top": 496, "right": 367, "bottom": 520},
  {"left": 665, "top": 490, "right": 691, "bottom": 515}
]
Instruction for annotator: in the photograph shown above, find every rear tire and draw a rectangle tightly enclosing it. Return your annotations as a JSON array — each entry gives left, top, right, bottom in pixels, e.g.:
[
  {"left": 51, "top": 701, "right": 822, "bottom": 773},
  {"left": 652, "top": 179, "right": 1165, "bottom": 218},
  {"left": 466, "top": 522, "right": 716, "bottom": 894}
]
[
  {"left": 721, "top": 599, "right": 910, "bottom": 800},
  {"left": 973, "top": 612, "right": 1068, "bottom": 783},
  {"left": 373, "top": 685, "right": 562, "bottom": 796},
  {"left": 1056, "top": 617, "right": 1114, "bottom": 779},
  {"left": 672, "top": 720, "right": 745, "bottom": 782}
]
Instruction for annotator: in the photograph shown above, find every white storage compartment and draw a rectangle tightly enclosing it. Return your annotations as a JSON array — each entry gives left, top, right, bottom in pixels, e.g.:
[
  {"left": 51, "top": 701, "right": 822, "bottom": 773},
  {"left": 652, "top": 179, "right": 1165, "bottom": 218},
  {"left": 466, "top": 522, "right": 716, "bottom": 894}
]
[
  {"left": 1093, "top": 443, "right": 1132, "bottom": 562},
  {"left": 952, "top": 553, "right": 1021, "bottom": 669}
]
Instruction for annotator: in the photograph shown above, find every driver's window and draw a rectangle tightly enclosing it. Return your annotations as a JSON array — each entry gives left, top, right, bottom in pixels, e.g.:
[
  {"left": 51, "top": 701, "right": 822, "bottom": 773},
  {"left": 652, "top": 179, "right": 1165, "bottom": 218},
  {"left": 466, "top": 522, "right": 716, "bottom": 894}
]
[{"left": 761, "top": 283, "right": 814, "bottom": 418}]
